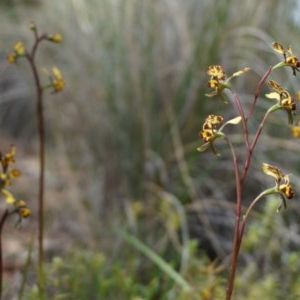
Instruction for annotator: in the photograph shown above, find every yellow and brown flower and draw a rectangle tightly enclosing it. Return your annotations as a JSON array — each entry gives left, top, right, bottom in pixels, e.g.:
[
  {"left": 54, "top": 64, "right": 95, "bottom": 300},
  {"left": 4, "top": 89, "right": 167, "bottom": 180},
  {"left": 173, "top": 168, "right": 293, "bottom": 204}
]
[
  {"left": 7, "top": 41, "right": 26, "bottom": 63},
  {"left": 2, "top": 189, "right": 30, "bottom": 218},
  {"left": 199, "top": 115, "right": 224, "bottom": 143},
  {"left": 47, "top": 33, "right": 63, "bottom": 43},
  {"left": 262, "top": 162, "right": 295, "bottom": 210},
  {"left": 48, "top": 67, "right": 65, "bottom": 92},
  {"left": 272, "top": 42, "right": 300, "bottom": 76},
  {"left": 0, "top": 146, "right": 30, "bottom": 219},
  {"left": 205, "top": 65, "right": 250, "bottom": 102},
  {"left": 197, "top": 115, "right": 241, "bottom": 155},
  {"left": 266, "top": 80, "right": 296, "bottom": 124}
]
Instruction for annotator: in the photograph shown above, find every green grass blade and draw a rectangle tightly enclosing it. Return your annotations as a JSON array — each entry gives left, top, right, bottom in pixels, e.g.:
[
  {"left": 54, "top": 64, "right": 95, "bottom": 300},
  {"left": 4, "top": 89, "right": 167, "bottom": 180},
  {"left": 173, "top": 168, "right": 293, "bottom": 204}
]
[{"left": 119, "top": 229, "right": 192, "bottom": 292}]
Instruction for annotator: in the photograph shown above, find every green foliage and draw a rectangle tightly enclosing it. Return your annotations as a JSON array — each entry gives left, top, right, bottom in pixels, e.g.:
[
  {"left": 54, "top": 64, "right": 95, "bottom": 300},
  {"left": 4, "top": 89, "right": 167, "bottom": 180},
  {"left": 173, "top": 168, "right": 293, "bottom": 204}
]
[
  {"left": 23, "top": 240, "right": 221, "bottom": 300},
  {"left": 20, "top": 215, "right": 300, "bottom": 300},
  {"left": 25, "top": 250, "right": 182, "bottom": 300}
]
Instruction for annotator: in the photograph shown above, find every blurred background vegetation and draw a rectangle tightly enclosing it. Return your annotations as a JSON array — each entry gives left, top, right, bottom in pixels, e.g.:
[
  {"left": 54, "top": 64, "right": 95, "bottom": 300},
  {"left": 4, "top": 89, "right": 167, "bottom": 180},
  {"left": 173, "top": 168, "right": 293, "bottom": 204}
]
[{"left": 1, "top": 0, "right": 300, "bottom": 299}]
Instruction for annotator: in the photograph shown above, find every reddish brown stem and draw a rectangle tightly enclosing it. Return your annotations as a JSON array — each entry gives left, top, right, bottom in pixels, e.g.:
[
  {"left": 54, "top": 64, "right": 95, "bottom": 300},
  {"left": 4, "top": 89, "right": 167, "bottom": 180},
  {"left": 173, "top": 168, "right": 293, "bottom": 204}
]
[
  {"left": 232, "top": 91, "right": 251, "bottom": 154},
  {"left": 36, "top": 84, "right": 45, "bottom": 272},
  {"left": 26, "top": 35, "right": 46, "bottom": 289},
  {"left": 226, "top": 109, "right": 272, "bottom": 300},
  {"left": 225, "top": 138, "right": 242, "bottom": 300},
  {"left": 241, "top": 108, "right": 272, "bottom": 186},
  {"left": 247, "top": 66, "right": 273, "bottom": 120},
  {"left": 226, "top": 68, "right": 273, "bottom": 299},
  {"left": 239, "top": 67, "right": 272, "bottom": 187}
]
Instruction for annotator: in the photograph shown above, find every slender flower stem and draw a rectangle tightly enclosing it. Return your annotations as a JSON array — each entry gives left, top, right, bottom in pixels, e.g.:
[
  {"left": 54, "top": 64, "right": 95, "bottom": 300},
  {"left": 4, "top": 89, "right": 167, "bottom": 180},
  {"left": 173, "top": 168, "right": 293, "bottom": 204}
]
[
  {"left": 26, "top": 36, "right": 45, "bottom": 290},
  {"left": 238, "top": 190, "right": 274, "bottom": 251},
  {"left": 225, "top": 108, "right": 272, "bottom": 300},
  {"left": 247, "top": 67, "right": 273, "bottom": 120},
  {"left": 232, "top": 91, "right": 251, "bottom": 155},
  {"left": 232, "top": 67, "right": 273, "bottom": 187},
  {"left": 225, "top": 138, "right": 242, "bottom": 300},
  {"left": 225, "top": 96, "right": 272, "bottom": 299},
  {"left": 239, "top": 66, "right": 273, "bottom": 186},
  {"left": 241, "top": 107, "right": 272, "bottom": 186},
  {"left": 243, "top": 191, "right": 271, "bottom": 223},
  {"left": 36, "top": 80, "right": 45, "bottom": 276}
]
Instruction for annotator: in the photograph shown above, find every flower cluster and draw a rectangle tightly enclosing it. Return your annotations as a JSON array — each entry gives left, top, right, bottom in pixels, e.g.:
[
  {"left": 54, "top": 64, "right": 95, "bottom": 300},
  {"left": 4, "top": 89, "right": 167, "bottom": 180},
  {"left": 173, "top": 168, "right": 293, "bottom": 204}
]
[
  {"left": 265, "top": 79, "right": 296, "bottom": 124},
  {"left": 46, "top": 33, "right": 63, "bottom": 43},
  {"left": 272, "top": 42, "right": 300, "bottom": 76},
  {"left": 199, "top": 115, "right": 224, "bottom": 143},
  {"left": 269, "top": 42, "right": 300, "bottom": 135},
  {"left": 49, "top": 67, "right": 65, "bottom": 92},
  {"left": 198, "top": 114, "right": 225, "bottom": 155},
  {"left": 262, "top": 163, "right": 295, "bottom": 211},
  {"left": 199, "top": 43, "right": 298, "bottom": 211},
  {"left": 0, "top": 146, "right": 30, "bottom": 219},
  {"left": 207, "top": 65, "right": 226, "bottom": 95},
  {"left": 7, "top": 41, "right": 26, "bottom": 63},
  {"left": 206, "top": 65, "right": 250, "bottom": 102},
  {"left": 7, "top": 22, "right": 65, "bottom": 93},
  {"left": 198, "top": 114, "right": 241, "bottom": 156}
]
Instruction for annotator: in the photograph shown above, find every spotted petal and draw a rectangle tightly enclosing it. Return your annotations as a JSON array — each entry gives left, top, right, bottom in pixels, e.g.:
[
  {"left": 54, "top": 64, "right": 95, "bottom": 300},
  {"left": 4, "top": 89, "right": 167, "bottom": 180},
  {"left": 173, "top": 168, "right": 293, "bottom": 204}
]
[
  {"left": 262, "top": 163, "right": 285, "bottom": 182},
  {"left": 272, "top": 42, "right": 285, "bottom": 54}
]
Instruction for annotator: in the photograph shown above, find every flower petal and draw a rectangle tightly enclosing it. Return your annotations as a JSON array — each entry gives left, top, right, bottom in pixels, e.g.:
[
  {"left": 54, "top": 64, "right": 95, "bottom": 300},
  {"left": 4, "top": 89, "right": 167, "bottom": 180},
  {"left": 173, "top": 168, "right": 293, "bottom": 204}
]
[
  {"left": 205, "top": 91, "right": 218, "bottom": 97},
  {"left": 219, "top": 116, "right": 242, "bottom": 131},
  {"left": 197, "top": 142, "right": 210, "bottom": 152},
  {"left": 266, "top": 92, "right": 280, "bottom": 101},
  {"left": 207, "top": 65, "right": 226, "bottom": 79},
  {"left": 262, "top": 163, "right": 285, "bottom": 181},
  {"left": 19, "top": 207, "right": 30, "bottom": 218},
  {"left": 272, "top": 42, "right": 285, "bottom": 54},
  {"left": 231, "top": 67, "right": 251, "bottom": 78},
  {"left": 225, "top": 116, "right": 242, "bottom": 125},
  {"left": 2, "top": 189, "right": 16, "bottom": 204},
  {"left": 268, "top": 80, "right": 284, "bottom": 93}
]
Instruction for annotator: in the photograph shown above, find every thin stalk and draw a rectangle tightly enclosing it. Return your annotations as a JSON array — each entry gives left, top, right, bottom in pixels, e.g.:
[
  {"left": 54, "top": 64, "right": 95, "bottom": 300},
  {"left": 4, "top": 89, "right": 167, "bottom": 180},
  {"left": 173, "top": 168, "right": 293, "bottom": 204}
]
[
  {"left": 226, "top": 102, "right": 273, "bottom": 299},
  {"left": 26, "top": 35, "right": 46, "bottom": 290},
  {"left": 238, "top": 67, "right": 273, "bottom": 187},
  {"left": 247, "top": 67, "right": 273, "bottom": 120},
  {"left": 36, "top": 76, "right": 45, "bottom": 274},
  {"left": 225, "top": 138, "right": 241, "bottom": 300},
  {"left": 36, "top": 89, "right": 45, "bottom": 295},
  {"left": 241, "top": 107, "right": 272, "bottom": 186},
  {"left": 232, "top": 91, "right": 250, "bottom": 152},
  {"left": 238, "top": 190, "right": 273, "bottom": 251},
  {"left": 225, "top": 106, "right": 272, "bottom": 299}
]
